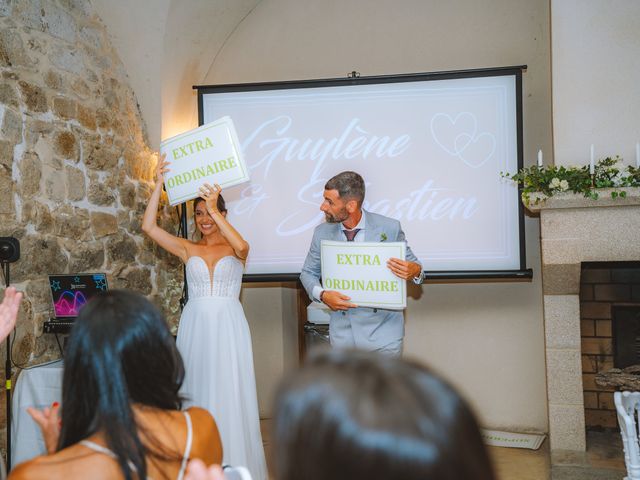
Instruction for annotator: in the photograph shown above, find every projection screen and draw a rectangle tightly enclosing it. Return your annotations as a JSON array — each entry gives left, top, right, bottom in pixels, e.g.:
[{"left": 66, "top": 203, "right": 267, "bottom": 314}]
[{"left": 196, "top": 66, "right": 529, "bottom": 281}]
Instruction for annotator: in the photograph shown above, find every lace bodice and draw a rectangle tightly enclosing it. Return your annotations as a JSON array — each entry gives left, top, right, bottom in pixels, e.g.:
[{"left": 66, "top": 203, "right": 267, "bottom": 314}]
[{"left": 186, "top": 256, "right": 243, "bottom": 299}]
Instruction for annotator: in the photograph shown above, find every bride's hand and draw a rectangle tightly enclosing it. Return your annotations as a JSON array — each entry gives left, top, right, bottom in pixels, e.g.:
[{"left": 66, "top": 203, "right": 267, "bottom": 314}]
[
  {"left": 199, "top": 183, "right": 221, "bottom": 214},
  {"left": 155, "top": 153, "right": 171, "bottom": 185}
]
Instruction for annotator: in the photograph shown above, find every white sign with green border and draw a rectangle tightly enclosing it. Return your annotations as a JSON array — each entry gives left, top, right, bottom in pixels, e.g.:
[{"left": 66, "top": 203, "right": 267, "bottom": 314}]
[
  {"left": 160, "top": 116, "right": 249, "bottom": 206},
  {"left": 320, "top": 240, "right": 407, "bottom": 309}
]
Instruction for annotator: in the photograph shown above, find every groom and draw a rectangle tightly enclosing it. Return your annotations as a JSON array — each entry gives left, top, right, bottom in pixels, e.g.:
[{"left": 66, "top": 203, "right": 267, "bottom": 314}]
[{"left": 300, "top": 171, "right": 424, "bottom": 356}]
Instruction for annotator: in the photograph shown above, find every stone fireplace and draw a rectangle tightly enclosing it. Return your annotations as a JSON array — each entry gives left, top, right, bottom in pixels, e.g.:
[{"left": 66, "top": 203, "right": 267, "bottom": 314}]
[{"left": 529, "top": 189, "right": 640, "bottom": 452}]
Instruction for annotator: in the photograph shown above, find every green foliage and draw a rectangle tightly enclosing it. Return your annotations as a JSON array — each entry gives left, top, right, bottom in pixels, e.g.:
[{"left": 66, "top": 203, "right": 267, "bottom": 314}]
[{"left": 501, "top": 156, "right": 640, "bottom": 205}]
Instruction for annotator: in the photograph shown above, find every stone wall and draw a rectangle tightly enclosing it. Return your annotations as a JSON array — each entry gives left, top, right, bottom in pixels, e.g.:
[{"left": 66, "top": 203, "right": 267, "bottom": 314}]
[{"left": 0, "top": 0, "right": 183, "bottom": 453}]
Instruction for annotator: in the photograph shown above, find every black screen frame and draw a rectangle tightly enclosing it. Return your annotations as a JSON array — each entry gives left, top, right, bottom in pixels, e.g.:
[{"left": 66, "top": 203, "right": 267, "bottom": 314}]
[{"left": 194, "top": 66, "right": 532, "bottom": 283}]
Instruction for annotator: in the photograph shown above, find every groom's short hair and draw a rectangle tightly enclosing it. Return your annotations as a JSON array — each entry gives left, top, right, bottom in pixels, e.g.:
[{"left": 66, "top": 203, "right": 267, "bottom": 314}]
[{"left": 325, "top": 171, "right": 365, "bottom": 206}]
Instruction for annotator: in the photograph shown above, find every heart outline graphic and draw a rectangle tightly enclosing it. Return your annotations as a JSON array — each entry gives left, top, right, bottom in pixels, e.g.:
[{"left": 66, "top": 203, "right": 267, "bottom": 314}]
[{"left": 430, "top": 112, "right": 496, "bottom": 169}]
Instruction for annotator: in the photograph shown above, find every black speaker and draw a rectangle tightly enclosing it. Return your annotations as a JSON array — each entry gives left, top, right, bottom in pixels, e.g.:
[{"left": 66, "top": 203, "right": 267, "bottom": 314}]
[{"left": 0, "top": 237, "right": 19, "bottom": 263}]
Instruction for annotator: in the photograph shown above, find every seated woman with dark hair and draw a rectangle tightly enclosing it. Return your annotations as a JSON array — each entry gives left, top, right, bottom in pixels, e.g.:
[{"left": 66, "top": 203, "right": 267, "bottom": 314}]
[
  {"left": 10, "top": 290, "right": 222, "bottom": 480},
  {"left": 187, "top": 349, "right": 496, "bottom": 480}
]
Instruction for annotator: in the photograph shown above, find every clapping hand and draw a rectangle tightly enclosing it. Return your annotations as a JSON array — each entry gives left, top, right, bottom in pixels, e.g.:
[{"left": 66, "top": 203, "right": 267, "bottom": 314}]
[
  {"left": 27, "top": 402, "right": 61, "bottom": 454},
  {"left": 0, "top": 286, "right": 21, "bottom": 342},
  {"left": 185, "top": 459, "right": 224, "bottom": 480}
]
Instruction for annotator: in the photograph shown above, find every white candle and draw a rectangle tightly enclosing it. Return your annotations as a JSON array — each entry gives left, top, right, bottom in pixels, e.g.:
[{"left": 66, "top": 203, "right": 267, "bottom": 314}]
[
  {"left": 590, "top": 144, "right": 595, "bottom": 175},
  {"left": 537, "top": 149, "right": 543, "bottom": 168},
  {"left": 636, "top": 142, "right": 639, "bottom": 168}
]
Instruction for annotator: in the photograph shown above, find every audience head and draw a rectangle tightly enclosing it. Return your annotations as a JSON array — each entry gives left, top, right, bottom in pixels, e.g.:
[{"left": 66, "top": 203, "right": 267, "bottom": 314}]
[
  {"left": 60, "top": 290, "right": 184, "bottom": 479},
  {"left": 273, "top": 350, "right": 495, "bottom": 480},
  {"left": 324, "top": 171, "right": 365, "bottom": 206}
]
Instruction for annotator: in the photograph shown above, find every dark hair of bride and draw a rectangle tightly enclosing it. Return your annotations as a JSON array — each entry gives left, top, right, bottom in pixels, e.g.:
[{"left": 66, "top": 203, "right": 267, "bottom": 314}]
[
  {"left": 273, "top": 350, "right": 495, "bottom": 480},
  {"left": 58, "top": 290, "right": 185, "bottom": 480}
]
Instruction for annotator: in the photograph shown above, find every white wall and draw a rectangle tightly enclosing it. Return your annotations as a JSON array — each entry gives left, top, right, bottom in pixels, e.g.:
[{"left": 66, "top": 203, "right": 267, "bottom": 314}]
[
  {"left": 552, "top": 0, "right": 640, "bottom": 167},
  {"left": 202, "top": 0, "right": 551, "bottom": 431},
  {"left": 94, "top": 0, "right": 552, "bottom": 431}
]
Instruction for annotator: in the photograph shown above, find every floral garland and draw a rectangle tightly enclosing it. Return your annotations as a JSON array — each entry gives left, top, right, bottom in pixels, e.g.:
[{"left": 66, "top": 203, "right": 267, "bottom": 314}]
[{"left": 502, "top": 156, "right": 640, "bottom": 204}]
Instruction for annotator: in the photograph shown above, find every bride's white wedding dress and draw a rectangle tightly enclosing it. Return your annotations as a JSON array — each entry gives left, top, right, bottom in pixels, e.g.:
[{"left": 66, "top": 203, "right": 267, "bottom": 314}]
[{"left": 177, "top": 255, "right": 267, "bottom": 480}]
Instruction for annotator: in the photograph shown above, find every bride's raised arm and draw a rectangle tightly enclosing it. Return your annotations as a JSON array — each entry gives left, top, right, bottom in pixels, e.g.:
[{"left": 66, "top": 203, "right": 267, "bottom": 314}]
[
  {"left": 199, "top": 183, "right": 250, "bottom": 261},
  {"left": 142, "top": 153, "right": 189, "bottom": 262}
]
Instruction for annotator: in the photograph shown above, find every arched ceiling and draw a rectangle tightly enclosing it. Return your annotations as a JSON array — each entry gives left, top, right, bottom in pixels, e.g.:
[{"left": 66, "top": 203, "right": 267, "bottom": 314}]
[{"left": 90, "top": 0, "right": 261, "bottom": 149}]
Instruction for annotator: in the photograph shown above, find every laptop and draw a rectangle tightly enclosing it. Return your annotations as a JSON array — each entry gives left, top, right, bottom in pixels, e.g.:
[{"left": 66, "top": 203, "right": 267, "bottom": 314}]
[{"left": 44, "top": 273, "right": 109, "bottom": 334}]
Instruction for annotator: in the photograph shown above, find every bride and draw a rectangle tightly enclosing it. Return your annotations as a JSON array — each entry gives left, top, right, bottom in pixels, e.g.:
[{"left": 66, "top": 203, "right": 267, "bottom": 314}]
[{"left": 142, "top": 153, "right": 267, "bottom": 480}]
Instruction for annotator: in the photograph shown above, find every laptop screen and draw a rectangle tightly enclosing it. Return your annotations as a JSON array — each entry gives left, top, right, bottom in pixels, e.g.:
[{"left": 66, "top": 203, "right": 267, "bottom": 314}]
[{"left": 49, "top": 273, "right": 109, "bottom": 319}]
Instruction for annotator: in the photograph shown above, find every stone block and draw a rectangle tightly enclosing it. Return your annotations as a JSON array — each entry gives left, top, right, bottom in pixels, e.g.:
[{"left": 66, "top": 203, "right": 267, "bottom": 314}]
[
  {"left": 90, "top": 211, "right": 118, "bottom": 238},
  {"left": 546, "top": 349, "right": 584, "bottom": 404},
  {"left": 50, "top": 45, "right": 84, "bottom": 75},
  {"left": 118, "top": 267, "right": 152, "bottom": 295},
  {"left": 44, "top": 70, "right": 62, "bottom": 90},
  {"left": 68, "top": 241, "right": 105, "bottom": 272},
  {"left": 77, "top": 104, "right": 96, "bottom": 130},
  {"left": 64, "top": 165, "right": 85, "bottom": 201},
  {"left": 580, "top": 302, "right": 611, "bottom": 320},
  {"left": 71, "top": 78, "right": 90, "bottom": 100},
  {"left": 0, "top": 172, "right": 14, "bottom": 214},
  {"left": 53, "top": 130, "right": 78, "bottom": 160},
  {"left": 85, "top": 144, "right": 118, "bottom": 170},
  {"left": 0, "top": 139, "right": 13, "bottom": 170},
  {"left": 1, "top": 107, "right": 22, "bottom": 143},
  {"left": 22, "top": 201, "right": 53, "bottom": 234},
  {"left": 52, "top": 205, "right": 91, "bottom": 240},
  {"left": 18, "top": 81, "right": 47, "bottom": 113},
  {"left": 88, "top": 181, "right": 115, "bottom": 207},
  {"left": 548, "top": 404, "right": 586, "bottom": 451},
  {"left": 594, "top": 283, "right": 631, "bottom": 301},
  {"left": 43, "top": 3, "right": 76, "bottom": 43},
  {"left": 595, "top": 320, "right": 612, "bottom": 338},
  {"left": 581, "top": 337, "right": 613, "bottom": 356},
  {"left": 13, "top": 0, "right": 44, "bottom": 31},
  {"left": 543, "top": 295, "right": 581, "bottom": 349},
  {"left": 118, "top": 180, "right": 136, "bottom": 208},
  {"left": 26, "top": 277, "right": 53, "bottom": 312},
  {"left": 18, "top": 150, "right": 42, "bottom": 198},
  {"left": 0, "top": 26, "right": 33, "bottom": 68},
  {"left": 542, "top": 263, "right": 580, "bottom": 294},
  {"left": 13, "top": 236, "right": 68, "bottom": 282},
  {"left": 0, "top": 83, "right": 18, "bottom": 107},
  {"left": 106, "top": 232, "right": 138, "bottom": 265},
  {"left": 44, "top": 167, "right": 65, "bottom": 202},
  {"left": 0, "top": 0, "right": 12, "bottom": 16},
  {"left": 53, "top": 96, "right": 77, "bottom": 120}
]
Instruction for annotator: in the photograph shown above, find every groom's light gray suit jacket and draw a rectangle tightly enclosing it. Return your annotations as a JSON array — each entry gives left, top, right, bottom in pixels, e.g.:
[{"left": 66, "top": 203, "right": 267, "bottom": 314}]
[{"left": 300, "top": 210, "right": 422, "bottom": 355}]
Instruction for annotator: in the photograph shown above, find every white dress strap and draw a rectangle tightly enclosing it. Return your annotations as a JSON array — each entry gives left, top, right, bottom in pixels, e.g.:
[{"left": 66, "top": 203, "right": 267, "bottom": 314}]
[
  {"left": 177, "top": 410, "right": 193, "bottom": 480},
  {"left": 80, "top": 440, "right": 149, "bottom": 478}
]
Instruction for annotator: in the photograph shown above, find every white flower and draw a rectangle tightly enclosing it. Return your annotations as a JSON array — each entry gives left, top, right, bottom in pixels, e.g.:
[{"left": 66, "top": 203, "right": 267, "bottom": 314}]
[
  {"left": 559, "top": 179, "right": 569, "bottom": 191},
  {"left": 526, "top": 192, "right": 548, "bottom": 204},
  {"left": 549, "top": 177, "right": 561, "bottom": 189}
]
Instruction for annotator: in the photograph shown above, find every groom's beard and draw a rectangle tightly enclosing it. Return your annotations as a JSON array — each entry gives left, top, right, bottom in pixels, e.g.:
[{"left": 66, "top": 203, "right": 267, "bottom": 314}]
[{"left": 325, "top": 208, "right": 349, "bottom": 223}]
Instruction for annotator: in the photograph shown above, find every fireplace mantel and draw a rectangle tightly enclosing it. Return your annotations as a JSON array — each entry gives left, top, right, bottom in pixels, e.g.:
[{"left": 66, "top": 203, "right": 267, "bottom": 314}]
[{"left": 527, "top": 187, "right": 640, "bottom": 212}]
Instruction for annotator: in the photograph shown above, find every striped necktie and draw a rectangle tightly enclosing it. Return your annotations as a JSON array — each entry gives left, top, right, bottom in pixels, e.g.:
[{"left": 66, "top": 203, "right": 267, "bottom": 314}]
[{"left": 343, "top": 228, "right": 360, "bottom": 241}]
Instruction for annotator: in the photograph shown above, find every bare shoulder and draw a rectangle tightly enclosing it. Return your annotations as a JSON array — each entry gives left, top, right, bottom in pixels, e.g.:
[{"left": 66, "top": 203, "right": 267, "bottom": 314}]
[
  {"left": 186, "top": 406, "right": 217, "bottom": 430},
  {"left": 186, "top": 407, "right": 223, "bottom": 463}
]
